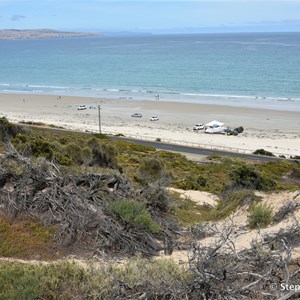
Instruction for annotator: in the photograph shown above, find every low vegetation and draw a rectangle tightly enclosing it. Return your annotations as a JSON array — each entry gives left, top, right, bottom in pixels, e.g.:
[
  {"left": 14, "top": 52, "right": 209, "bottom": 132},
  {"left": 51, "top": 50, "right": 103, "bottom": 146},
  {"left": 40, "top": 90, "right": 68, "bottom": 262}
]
[
  {"left": 1, "top": 224, "right": 300, "bottom": 299},
  {"left": 208, "top": 189, "right": 261, "bottom": 221},
  {"left": 248, "top": 202, "right": 274, "bottom": 229},
  {"left": 18, "top": 120, "right": 64, "bottom": 129},
  {"left": 171, "top": 193, "right": 209, "bottom": 226},
  {"left": 0, "top": 117, "right": 298, "bottom": 231},
  {"left": 0, "top": 118, "right": 300, "bottom": 299},
  {"left": 110, "top": 200, "right": 160, "bottom": 233},
  {"left": 229, "top": 163, "right": 276, "bottom": 191},
  {"left": 253, "top": 148, "right": 275, "bottom": 156},
  {"left": 0, "top": 215, "right": 58, "bottom": 259},
  {"left": 0, "top": 257, "right": 189, "bottom": 299}
]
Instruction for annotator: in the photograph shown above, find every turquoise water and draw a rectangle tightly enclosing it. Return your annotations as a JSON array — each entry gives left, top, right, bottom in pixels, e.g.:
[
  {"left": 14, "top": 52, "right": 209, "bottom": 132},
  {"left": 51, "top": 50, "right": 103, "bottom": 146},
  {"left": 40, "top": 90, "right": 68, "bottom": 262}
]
[{"left": 0, "top": 32, "right": 300, "bottom": 109}]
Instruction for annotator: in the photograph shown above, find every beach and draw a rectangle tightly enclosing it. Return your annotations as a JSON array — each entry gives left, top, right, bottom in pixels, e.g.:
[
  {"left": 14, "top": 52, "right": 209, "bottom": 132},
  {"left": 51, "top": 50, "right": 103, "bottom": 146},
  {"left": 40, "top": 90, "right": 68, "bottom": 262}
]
[{"left": 0, "top": 93, "right": 299, "bottom": 157}]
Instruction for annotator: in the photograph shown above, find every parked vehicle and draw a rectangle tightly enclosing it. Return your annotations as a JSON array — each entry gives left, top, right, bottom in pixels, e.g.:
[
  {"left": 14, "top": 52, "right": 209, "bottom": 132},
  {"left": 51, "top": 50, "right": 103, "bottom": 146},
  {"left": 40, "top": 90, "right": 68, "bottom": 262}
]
[
  {"left": 226, "top": 129, "right": 238, "bottom": 136},
  {"left": 193, "top": 123, "right": 205, "bottom": 130},
  {"left": 234, "top": 126, "right": 244, "bottom": 133},
  {"left": 205, "top": 124, "right": 226, "bottom": 134},
  {"left": 150, "top": 116, "right": 159, "bottom": 121},
  {"left": 225, "top": 126, "right": 244, "bottom": 136},
  {"left": 131, "top": 113, "right": 142, "bottom": 118},
  {"left": 77, "top": 105, "right": 87, "bottom": 110}
]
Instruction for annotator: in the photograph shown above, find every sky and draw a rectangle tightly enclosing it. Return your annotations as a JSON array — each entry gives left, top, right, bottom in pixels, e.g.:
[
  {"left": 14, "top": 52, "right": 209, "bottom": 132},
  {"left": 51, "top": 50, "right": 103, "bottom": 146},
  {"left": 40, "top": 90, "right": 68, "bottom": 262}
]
[{"left": 0, "top": 0, "right": 300, "bottom": 33}]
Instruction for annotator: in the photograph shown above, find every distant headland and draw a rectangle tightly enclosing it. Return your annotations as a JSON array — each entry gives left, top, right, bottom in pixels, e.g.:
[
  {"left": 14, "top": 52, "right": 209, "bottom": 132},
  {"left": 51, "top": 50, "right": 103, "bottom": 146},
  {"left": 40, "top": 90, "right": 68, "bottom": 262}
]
[{"left": 0, "top": 29, "right": 100, "bottom": 40}]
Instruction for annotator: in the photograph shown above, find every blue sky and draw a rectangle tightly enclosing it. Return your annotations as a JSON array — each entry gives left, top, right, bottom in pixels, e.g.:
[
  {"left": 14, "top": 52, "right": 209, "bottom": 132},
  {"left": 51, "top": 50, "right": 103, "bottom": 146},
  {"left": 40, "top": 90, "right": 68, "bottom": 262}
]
[{"left": 0, "top": 1, "right": 300, "bottom": 33}]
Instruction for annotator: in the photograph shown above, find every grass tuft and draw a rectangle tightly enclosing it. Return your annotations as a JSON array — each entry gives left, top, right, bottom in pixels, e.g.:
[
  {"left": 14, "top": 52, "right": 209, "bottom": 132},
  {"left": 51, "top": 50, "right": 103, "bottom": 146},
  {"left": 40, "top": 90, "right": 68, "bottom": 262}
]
[
  {"left": 110, "top": 200, "right": 160, "bottom": 233},
  {"left": 248, "top": 203, "right": 273, "bottom": 229}
]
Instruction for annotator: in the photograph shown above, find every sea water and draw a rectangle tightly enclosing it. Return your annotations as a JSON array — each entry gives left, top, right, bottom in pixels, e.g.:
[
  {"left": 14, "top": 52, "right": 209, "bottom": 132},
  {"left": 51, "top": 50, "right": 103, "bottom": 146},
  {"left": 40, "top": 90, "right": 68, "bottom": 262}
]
[{"left": 0, "top": 32, "right": 300, "bottom": 110}]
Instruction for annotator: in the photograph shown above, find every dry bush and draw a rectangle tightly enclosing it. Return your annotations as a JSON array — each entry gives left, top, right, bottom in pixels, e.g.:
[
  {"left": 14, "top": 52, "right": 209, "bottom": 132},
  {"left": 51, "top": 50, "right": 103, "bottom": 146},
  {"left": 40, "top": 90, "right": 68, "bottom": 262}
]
[
  {"left": 0, "top": 144, "right": 179, "bottom": 258},
  {"left": 186, "top": 221, "right": 300, "bottom": 299},
  {"left": 273, "top": 201, "right": 300, "bottom": 223}
]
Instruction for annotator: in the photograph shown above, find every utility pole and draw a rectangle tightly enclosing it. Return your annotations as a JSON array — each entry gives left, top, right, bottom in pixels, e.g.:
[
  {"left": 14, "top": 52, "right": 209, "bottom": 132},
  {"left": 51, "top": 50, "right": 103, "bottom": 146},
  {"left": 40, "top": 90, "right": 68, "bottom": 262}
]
[{"left": 98, "top": 105, "right": 101, "bottom": 134}]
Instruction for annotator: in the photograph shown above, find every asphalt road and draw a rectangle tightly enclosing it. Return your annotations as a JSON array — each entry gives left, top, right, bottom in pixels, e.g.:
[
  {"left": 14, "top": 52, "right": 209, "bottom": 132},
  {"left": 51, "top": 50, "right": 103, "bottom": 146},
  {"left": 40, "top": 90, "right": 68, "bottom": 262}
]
[{"left": 110, "top": 135, "right": 293, "bottom": 163}]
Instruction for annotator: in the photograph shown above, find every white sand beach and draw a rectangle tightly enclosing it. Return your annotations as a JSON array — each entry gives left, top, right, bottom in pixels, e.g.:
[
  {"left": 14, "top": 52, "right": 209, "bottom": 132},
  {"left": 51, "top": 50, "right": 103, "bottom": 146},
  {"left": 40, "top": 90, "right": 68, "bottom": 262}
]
[{"left": 0, "top": 93, "right": 299, "bottom": 156}]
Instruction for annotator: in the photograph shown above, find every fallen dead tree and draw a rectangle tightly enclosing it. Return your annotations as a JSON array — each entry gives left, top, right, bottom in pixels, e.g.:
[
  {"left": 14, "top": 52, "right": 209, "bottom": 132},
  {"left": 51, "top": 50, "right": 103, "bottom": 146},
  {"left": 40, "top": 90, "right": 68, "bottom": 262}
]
[{"left": 0, "top": 145, "right": 176, "bottom": 257}]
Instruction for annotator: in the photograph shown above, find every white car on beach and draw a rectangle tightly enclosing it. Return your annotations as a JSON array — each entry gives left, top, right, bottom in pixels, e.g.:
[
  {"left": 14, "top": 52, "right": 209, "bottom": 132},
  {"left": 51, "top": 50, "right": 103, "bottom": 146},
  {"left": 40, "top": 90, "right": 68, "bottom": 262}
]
[
  {"left": 205, "top": 125, "right": 227, "bottom": 134},
  {"left": 150, "top": 116, "right": 159, "bottom": 121},
  {"left": 77, "top": 105, "right": 87, "bottom": 110},
  {"left": 131, "top": 113, "right": 142, "bottom": 118},
  {"left": 193, "top": 123, "right": 205, "bottom": 130}
]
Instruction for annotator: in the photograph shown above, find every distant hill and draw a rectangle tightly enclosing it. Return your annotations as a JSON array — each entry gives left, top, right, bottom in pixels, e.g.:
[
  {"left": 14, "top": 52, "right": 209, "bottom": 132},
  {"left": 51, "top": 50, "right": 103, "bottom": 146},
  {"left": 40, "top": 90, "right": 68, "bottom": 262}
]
[{"left": 0, "top": 29, "right": 100, "bottom": 40}]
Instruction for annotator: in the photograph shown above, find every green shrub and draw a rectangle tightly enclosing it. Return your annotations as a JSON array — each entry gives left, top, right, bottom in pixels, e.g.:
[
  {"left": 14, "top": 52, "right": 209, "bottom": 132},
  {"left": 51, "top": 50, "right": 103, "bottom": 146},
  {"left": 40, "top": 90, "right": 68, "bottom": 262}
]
[
  {"left": 110, "top": 200, "right": 160, "bottom": 233},
  {"left": 18, "top": 121, "right": 64, "bottom": 129},
  {"left": 0, "top": 262, "right": 40, "bottom": 299},
  {"left": 144, "top": 188, "right": 171, "bottom": 212},
  {"left": 230, "top": 164, "right": 276, "bottom": 191},
  {"left": 253, "top": 149, "right": 275, "bottom": 157},
  {"left": 1, "top": 158, "right": 25, "bottom": 176},
  {"left": 139, "top": 158, "right": 165, "bottom": 183},
  {"left": 93, "top": 133, "right": 110, "bottom": 140},
  {"left": 113, "top": 140, "right": 155, "bottom": 154},
  {"left": 58, "top": 137, "right": 68, "bottom": 145},
  {"left": 196, "top": 175, "right": 207, "bottom": 187},
  {"left": 290, "top": 168, "right": 300, "bottom": 180},
  {"left": 173, "top": 174, "right": 207, "bottom": 191},
  {"left": 207, "top": 154, "right": 221, "bottom": 160},
  {"left": 81, "top": 147, "right": 93, "bottom": 165},
  {"left": 13, "top": 134, "right": 54, "bottom": 159},
  {"left": 65, "top": 143, "right": 83, "bottom": 165},
  {"left": 91, "top": 142, "right": 118, "bottom": 169},
  {"left": 248, "top": 203, "right": 273, "bottom": 229},
  {"left": 12, "top": 134, "right": 72, "bottom": 166},
  {"left": 0, "top": 117, "right": 24, "bottom": 141},
  {"left": 174, "top": 179, "right": 199, "bottom": 190}
]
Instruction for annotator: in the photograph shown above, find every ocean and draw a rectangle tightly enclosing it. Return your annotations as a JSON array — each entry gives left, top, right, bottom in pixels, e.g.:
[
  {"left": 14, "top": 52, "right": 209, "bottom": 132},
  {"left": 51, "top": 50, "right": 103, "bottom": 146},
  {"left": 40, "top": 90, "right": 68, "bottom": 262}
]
[{"left": 1, "top": 32, "right": 300, "bottom": 110}]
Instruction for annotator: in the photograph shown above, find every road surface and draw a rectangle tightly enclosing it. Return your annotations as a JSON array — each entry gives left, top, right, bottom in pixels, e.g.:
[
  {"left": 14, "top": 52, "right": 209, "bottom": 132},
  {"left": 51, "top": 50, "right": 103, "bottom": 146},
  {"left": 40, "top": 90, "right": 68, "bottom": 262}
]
[{"left": 110, "top": 136, "right": 292, "bottom": 163}]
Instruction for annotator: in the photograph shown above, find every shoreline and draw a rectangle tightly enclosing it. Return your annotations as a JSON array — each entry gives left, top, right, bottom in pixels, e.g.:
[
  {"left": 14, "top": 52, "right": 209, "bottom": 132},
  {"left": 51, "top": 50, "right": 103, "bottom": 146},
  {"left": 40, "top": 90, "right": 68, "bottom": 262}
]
[
  {"left": 1, "top": 89, "right": 300, "bottom": 112},
  {"left": 0, "top": 93, "right": 299, "bottom": 156}
]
